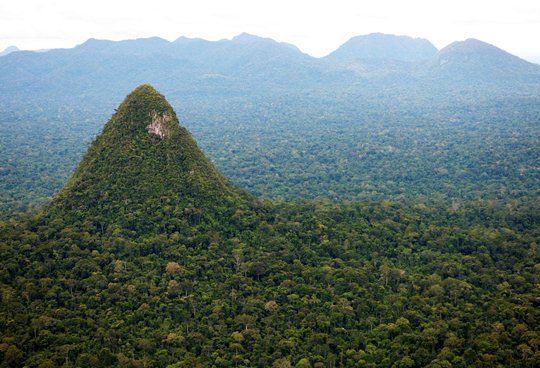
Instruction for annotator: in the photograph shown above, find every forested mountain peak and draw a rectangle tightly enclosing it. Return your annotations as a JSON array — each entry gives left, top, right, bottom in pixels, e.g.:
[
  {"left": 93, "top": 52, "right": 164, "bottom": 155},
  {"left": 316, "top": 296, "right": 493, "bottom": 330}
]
[
  {"left": 43, "top": 84, "right": 246, "bottom": 233},
  {"left": 97, "top": 84, "right": 179, "bottom": 139},
  {"left": 437, "top": 38, "right": 524, "bottom": 62},
  {"left": 325, "top": 33, "right": 438, "bottom": 62},
  {"left": 427, "top": 38, "right": 540, "bottom": 84}
]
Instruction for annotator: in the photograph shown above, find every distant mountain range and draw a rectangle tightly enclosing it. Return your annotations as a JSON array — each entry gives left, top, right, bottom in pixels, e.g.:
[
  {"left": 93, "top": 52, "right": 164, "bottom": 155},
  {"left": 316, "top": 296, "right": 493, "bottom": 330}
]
[{"left": 0, "top": 33, "right": 539, "bottom": 112}]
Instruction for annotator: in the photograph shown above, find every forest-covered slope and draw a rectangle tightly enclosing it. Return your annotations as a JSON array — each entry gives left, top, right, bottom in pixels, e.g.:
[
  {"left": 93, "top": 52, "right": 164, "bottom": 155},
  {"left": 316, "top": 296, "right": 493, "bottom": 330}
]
[
  {"left": 0, "top": 33, "right": 539, "bottom": 214},
  {"left": 43, "top": 84, "right": 251, "bottom": 234},
  {"left": 1, "top": 92, "right": 539, "bottom": 215},
  {"left": 0, "top": 86, "right": 538, "bottom": 368}
]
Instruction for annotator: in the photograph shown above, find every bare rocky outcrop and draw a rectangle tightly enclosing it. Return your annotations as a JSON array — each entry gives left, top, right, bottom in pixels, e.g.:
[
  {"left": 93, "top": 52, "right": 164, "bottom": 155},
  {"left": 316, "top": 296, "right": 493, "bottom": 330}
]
[{"left": 147, "top": 111, "right": 172, "bottom": 138}]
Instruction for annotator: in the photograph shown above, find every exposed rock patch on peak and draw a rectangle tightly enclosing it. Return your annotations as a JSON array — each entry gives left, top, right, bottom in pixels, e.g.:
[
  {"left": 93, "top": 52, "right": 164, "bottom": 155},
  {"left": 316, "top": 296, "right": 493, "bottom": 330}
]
[{"left": 147, "top": 111, "right": 171, "bottom": 138}]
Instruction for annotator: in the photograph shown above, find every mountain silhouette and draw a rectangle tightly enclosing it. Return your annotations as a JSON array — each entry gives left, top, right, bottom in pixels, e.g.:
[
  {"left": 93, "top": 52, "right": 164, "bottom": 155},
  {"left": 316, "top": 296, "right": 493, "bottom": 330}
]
[{"left": 325, "top": 33, "right": 437, "bottom": 62}]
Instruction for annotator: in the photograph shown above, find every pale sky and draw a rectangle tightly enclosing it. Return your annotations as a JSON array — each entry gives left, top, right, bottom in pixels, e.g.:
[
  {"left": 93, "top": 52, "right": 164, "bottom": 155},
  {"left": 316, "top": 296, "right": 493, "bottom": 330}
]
[{"left": 1, "top": 0, "right": 540, "bottom": 62}]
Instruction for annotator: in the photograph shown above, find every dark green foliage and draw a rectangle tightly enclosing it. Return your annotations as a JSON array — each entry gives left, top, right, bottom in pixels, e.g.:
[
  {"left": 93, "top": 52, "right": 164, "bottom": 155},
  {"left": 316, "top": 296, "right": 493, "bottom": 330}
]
[
  {"left": 2, "top": 94, "right": 539, "bottom": 215},
  {"left": 1, "top": 199, "right": 538, "bottom": 367},
  {"left": 43, "top": 85, "right": 248, "bottom": 234},
  {"left": 0, "top": 86, "right": 538, "bottom": 367},
  {"left": 194, "top": 96, "right": 540, "bottom": 204}
]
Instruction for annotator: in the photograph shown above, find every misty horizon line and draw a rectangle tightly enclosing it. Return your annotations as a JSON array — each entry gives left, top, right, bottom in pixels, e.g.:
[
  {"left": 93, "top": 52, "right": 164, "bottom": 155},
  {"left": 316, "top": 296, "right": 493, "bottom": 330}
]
[{"left": 2, "top": 32, "right": 540, "bottom": 64}]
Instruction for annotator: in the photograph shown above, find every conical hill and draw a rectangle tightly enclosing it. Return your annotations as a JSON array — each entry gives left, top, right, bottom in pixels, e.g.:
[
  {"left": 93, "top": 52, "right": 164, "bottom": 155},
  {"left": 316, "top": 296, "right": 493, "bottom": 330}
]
[{"left": 45, "top": 84, "right": 249, "bottom": 233}]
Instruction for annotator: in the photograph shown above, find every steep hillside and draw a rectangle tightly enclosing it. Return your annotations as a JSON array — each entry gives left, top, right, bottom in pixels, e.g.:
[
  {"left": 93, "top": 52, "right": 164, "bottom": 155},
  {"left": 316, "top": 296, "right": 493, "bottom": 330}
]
[{"left": 44, "top": 84, "right": 251, "bottom": 234}]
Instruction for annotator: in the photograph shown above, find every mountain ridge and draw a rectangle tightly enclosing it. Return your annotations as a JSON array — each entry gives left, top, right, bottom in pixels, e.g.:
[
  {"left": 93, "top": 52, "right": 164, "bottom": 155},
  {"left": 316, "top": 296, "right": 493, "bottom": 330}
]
[
  {"left": 324, "top": 33, "right": 438, "bottom": 62},
  {"left": 0, "top": 32, "right": 539, "bottom": 114}
]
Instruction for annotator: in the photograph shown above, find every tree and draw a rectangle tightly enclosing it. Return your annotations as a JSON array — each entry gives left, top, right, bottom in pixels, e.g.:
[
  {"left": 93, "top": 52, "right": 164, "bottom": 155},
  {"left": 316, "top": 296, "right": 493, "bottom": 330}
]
[
  {"left": 273, "top": 358, "right": 293, "bottom": 368},
  {"left": 296, "top": 358, "right": 312, "bottom": 368},
  {"left": 165, "top": 261, "right": 182, "bottom": 274}
]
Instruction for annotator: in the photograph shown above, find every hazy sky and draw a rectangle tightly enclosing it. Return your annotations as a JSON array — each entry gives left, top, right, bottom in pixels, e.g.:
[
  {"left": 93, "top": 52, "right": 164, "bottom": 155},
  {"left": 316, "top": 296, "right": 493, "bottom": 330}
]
[{"left": 1, "top": 0, "right": 540, "bottom": 61}]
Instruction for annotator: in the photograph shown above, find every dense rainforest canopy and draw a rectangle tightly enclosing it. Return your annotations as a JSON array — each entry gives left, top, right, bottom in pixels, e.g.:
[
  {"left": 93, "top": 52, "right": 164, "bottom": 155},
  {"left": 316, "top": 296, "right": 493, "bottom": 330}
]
[
  {"left": 1, "top": 34, "right": 540, "bottom": 214},
  {"left": 0, "top": 86, "right": 538, "bottom": 368}
]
